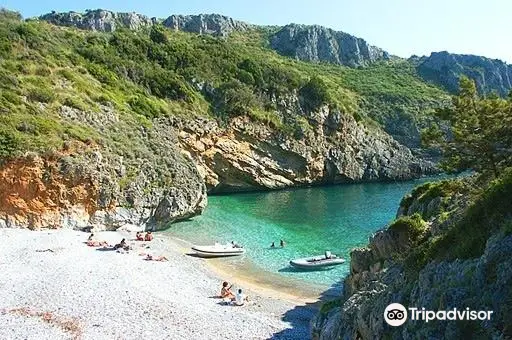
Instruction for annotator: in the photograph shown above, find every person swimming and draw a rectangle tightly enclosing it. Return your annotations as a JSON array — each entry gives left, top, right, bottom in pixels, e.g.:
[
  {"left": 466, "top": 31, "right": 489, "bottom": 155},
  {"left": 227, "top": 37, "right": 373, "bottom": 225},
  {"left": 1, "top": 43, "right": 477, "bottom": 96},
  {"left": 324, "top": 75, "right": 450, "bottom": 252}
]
[
  {"left": 280, "top": 239, "right": 285, "bottom": 247},
  {"left": 270, "top": 242, "right": 275, "bottom": 248}
]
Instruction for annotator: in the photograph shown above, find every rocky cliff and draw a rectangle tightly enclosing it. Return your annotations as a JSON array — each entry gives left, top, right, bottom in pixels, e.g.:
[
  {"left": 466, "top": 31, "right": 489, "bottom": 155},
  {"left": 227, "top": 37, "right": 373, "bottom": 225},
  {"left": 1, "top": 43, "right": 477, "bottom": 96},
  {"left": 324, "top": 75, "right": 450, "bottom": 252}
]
[
  {"left": 313, "top": 174, "right": 512, "bottom": 339},
  {"left": 39, "top": 10, "right": 249, "bottom": 36},
  {"left": 270, "top": 24, "right": 390, "bottom": 67},
  {"left": 0, "top": 103, "right": 207, "bottom": 231},
  {"left": 416, "top": 51, "right": 512, "bottom": 96},
  {"left": 39, "top": 10, "right": 156, "bottom": 32},
  {"left": 162, "top": 14, "right": 250, "bottom": 37},
  {"left": 175, "top": 99, "right": 434, "bottom": 193}
]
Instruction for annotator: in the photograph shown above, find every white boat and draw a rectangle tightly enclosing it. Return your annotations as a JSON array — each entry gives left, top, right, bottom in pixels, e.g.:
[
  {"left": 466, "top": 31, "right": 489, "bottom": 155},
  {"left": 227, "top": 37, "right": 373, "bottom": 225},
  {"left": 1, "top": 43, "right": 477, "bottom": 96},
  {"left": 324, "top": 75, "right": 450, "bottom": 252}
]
[
  {"left": 290, "top": 252, "right": 345, "bottom": 269},
  {"left": 191, "top": 243, "right": 245, "bottom": 258}
]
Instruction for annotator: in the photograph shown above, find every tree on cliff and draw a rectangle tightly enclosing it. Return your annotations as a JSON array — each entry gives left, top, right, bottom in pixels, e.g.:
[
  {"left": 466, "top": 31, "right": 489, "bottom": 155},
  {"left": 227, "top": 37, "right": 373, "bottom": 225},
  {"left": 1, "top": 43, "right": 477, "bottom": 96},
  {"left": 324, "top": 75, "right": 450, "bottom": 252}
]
[{"left": 423, "top": 77, "right": 512, "bottom": 177}]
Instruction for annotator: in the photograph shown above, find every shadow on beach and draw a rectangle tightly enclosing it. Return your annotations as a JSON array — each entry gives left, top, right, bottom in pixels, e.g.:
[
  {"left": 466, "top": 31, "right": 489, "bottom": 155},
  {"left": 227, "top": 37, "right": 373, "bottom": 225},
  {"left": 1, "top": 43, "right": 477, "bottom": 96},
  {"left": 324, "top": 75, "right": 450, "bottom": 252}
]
[{"left": 269, "top": 281, "right": 342, "bottom": 340}]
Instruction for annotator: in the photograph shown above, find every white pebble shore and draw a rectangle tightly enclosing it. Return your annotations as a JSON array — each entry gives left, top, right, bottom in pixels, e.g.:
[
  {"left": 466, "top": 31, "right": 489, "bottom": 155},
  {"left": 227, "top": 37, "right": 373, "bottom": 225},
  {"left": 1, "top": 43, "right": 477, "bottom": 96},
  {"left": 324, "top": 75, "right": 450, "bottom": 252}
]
[{"left": 0, "top": 229, "right": 313, "bottom": 340}]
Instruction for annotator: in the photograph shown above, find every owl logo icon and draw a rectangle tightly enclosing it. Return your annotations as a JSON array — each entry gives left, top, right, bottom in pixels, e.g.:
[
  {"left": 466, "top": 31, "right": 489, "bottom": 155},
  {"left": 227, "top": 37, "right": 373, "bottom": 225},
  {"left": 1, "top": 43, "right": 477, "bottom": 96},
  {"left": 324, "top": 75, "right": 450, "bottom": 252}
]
[{"left": 384, "top": 303, "right": 408, "bottom": 326}]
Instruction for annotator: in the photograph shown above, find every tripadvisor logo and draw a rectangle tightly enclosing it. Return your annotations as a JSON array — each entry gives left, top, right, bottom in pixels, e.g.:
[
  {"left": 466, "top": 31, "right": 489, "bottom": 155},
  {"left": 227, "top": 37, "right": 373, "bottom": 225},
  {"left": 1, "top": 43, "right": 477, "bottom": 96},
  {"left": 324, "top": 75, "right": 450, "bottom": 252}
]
[
  {"left": 384, "top": 303, "right": 408, "bottom": 326},
  {"left": 384, "top": 303, "right": 494, "bottom": 326}
]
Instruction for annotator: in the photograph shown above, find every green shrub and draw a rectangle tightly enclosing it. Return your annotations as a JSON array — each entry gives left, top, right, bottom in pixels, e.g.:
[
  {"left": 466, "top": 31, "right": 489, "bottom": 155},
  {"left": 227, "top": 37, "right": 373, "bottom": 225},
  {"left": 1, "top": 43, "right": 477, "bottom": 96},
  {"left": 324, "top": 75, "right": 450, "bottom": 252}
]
[
  {"left": 248, "top": 108, "right": 283, "bottom": 129},
  {"left": 215, "top": 80, "right": 258, "bottom": 117},
  {"left": 388, "top": 213, "right": 427, "bottom": 242},
  {"left": 299, "top": 76, "right": 330, "bottom": 111},
  {"left": 62, "top": 96, "right": 88, "bottom": 111},
  {"left": 150, "top": 25, "right": 168, "bottom": 44},
  {"left": 0, "top": 129, "right": 20, "bottom": 159},
  {"left": 128, "top": 95, "right": 163, "bottom": 118},
  {"left": 27, "top": 86, "right": 55, "bottom": 103}
]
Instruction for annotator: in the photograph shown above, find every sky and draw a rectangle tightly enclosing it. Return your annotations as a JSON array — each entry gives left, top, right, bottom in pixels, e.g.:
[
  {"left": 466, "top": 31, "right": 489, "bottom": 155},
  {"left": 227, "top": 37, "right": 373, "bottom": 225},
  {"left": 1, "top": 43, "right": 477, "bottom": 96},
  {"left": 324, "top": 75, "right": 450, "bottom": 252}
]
[{"left": 1, "top": 0, "right": 510, "bottom": 63}]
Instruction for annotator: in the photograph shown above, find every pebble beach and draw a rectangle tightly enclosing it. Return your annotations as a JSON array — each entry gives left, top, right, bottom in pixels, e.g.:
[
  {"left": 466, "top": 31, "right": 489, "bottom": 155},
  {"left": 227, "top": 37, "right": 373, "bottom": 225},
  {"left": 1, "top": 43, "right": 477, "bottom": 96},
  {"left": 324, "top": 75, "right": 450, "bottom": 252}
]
[{"left": 0, "top": 228, "right": 317, "bottom": 340}]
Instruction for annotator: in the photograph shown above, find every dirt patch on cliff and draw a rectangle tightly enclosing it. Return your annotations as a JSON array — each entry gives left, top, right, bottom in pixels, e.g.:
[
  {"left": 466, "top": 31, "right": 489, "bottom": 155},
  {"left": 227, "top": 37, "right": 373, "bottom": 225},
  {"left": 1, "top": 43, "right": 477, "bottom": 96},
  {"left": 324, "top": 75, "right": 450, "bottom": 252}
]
[{"left": 0, "top": 150, "right": 99, "bottom": 229}]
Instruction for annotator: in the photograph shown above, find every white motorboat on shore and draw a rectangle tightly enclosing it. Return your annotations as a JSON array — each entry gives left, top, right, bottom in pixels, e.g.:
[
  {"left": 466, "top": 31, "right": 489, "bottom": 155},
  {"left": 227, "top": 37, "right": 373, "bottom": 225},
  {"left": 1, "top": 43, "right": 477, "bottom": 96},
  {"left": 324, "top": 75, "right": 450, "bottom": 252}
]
[
  {"left": 191, "top": 243, "right": 245, "bottom": 258},
  {"left": 290, "top": 252, "right": 345, "bottom": 270}
]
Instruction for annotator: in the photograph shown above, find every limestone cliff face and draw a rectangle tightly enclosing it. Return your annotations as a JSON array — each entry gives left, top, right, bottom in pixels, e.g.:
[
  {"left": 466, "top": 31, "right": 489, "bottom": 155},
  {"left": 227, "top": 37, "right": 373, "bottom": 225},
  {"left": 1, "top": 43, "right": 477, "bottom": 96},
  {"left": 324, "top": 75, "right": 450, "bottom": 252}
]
[
  {"left": 162, "top": 14, "right": 250, "bottom": 37},
  {"left": 39, "top": 10, "right": 249, "bottom": 36},
  {"left": 39, "top": 10, "right": 156, "bottom": 32},
  {"left": 173, "top": 100, "right": 434, "bottom": 194},
  {"left": 313, "top": 176, "right": 512, "bottom": 339},
  {"left": 416, "top": 51, "right": 512, "bottom": 96},
  {"left": 270, "top": 24, "right": 390, "bottom": 67}
]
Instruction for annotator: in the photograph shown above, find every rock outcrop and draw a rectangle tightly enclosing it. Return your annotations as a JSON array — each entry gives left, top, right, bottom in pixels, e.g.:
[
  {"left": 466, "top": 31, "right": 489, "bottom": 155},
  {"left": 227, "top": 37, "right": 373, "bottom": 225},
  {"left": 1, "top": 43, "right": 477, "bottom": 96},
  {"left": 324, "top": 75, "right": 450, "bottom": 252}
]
[
  {"left": 174, "top": 95, "right": 435, "bottom": 193},
  {"left": 416, "top": 51, "right": 512, "bottom": 96},
  {"left": 270, "top": 24, "right": 390, "bottom": 67},
  {"left": 162, "top": 14, "right": 250, "bottom": 37},
  {"left": 39, "top": 10, "right": 249, "bottom": 36},
  {"left": 0, "top": 103, "right": 207, "bottom": 231},
  {"left": 313, "top": 176, "right": 512, "bottom": 339},
  {"left": 39, "top": 10, "right": 156, "bottom": 32}
]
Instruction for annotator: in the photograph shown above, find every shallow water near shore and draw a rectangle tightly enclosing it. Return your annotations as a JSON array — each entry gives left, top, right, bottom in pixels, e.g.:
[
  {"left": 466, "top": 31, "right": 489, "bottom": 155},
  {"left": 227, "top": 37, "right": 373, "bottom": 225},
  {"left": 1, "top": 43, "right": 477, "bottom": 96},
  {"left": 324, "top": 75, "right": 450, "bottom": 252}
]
[{"left": 166, "top": 177, "right": 445, "bottom": 292}]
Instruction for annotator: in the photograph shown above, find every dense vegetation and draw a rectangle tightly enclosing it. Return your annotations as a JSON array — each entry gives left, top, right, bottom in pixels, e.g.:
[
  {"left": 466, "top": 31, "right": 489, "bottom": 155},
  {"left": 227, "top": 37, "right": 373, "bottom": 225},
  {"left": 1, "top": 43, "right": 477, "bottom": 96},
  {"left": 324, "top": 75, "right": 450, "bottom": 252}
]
[
  {"left": 423, "top": 77, "right": 512, "bottom": 176},
  {"left": 401, "top": 78, "right": 512, "bottom": 277},
  {"left": 0, "top": 8, "right": 448, "bottom": 161}
]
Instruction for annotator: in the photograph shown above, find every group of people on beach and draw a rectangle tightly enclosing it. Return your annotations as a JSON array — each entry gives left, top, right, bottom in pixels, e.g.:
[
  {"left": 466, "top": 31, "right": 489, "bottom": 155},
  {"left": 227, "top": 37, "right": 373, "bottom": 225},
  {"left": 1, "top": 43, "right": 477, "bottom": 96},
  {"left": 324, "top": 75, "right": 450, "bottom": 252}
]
[
  {"left": 220, "top": 281, "right": 249, "bottom": 306},
  {"left": 136, "top": 231, "right": 153, "bottom": 242},
  {"left": 84, "top": 231, "right": 169, "bottom": 261}
]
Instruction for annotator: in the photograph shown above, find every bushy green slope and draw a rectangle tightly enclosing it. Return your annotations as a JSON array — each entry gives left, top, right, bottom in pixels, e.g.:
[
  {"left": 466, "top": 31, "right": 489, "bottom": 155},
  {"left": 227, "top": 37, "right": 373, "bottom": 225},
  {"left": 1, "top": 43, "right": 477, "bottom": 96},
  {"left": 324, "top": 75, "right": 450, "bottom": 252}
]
[{"left": 0, "top": 9, "right": 447, "bottom": 160}]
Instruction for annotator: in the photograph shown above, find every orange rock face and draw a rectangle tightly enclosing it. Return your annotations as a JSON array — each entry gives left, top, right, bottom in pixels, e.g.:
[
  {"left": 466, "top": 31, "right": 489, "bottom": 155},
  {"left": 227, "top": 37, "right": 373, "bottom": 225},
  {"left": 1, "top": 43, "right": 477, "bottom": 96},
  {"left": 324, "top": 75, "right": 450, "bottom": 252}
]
[{"left": 0, "top": 153, "right": 99, "bottom": 229}]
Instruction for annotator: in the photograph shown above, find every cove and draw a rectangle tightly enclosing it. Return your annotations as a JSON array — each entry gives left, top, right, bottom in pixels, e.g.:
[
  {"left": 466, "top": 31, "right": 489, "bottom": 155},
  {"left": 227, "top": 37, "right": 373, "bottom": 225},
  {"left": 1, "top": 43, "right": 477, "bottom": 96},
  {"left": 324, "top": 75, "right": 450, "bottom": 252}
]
[{"left": 166, "top": 176, "right": 444, "bottom": 290}]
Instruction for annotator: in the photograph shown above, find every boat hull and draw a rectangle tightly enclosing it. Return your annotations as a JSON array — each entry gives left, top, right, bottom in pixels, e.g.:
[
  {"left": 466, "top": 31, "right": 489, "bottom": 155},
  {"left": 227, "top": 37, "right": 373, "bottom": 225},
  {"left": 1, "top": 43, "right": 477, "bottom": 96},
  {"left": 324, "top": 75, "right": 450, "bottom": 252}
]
[
  {"left": 191, "top": 245, "right": 245, "bottom": 258},
  {"left": 290, "top": 256, "right": 345, "bottom": 270}
]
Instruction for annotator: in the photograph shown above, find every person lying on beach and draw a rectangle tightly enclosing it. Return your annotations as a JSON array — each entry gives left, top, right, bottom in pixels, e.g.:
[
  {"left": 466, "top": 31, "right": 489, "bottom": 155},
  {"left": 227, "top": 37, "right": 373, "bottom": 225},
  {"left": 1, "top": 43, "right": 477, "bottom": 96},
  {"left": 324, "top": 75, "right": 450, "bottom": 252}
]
[
  {"left": 233, "top": 289, "right": 249, "bottom": 306},
  {"left": 87, "top": 240, "right": 109, "bottom": 247},
  {"left": 144, "top": 254, "right": 168, "bottom": 261},
  {"left": 144, "top": 231, "right": 153, "bottom": 241},
  {"left": 135, "top": 232, "right": 144, "bottom": 241},
  {"left": 220, "top": 281, "right": 235, "bottom": 299}
]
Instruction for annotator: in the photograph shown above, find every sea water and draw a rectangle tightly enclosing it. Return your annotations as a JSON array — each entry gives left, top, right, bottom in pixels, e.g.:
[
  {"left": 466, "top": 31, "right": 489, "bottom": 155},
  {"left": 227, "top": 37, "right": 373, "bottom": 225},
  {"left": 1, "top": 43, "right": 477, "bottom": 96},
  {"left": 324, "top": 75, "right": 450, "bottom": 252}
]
[{"left": 167, "top": 177, "right": 444, "bottom": 290}]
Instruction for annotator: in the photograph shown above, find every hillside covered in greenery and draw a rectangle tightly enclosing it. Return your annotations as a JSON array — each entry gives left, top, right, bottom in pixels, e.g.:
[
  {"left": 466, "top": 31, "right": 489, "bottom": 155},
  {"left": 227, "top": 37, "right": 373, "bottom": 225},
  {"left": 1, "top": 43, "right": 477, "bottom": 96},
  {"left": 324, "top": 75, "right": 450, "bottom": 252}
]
[{"left": 0, "top": 8, "right": 448, "bottom": 160}]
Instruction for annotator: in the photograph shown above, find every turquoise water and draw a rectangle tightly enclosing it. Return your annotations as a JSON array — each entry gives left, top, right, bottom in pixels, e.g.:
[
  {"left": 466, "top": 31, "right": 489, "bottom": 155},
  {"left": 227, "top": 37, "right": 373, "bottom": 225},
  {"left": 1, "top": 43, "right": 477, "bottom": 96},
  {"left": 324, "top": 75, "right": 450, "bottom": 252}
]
[{"left": 167, "top": 177, "right": 443, "bottom": 289}]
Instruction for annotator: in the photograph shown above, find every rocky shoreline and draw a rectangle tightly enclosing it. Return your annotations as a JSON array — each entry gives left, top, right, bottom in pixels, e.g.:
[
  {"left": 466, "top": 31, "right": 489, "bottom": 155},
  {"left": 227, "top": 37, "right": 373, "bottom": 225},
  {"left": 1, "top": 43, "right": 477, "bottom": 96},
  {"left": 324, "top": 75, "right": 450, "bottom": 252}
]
[{"left": 312, "top": 175, "right": 512, "bottom": 339}]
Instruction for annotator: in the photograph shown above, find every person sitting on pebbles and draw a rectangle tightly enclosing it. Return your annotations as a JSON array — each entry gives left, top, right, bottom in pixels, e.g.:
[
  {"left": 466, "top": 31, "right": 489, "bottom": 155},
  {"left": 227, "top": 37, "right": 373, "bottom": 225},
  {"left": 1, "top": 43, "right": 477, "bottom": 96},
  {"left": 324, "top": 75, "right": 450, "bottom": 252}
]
[
  {"left": 233, "top": 288, "right": 249, "bottom": 306},
  {"left": 135, "top": 231, "right": 144, "bottom": 241},
  {"left": 144, "top": 231, "right": 154, "bottom": 241},
  {"left": 113, "top": 238, "right": 129, "bottom": 250},
  {"left": 220, "top": 281, "right": 235, "bottom": 299}
]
